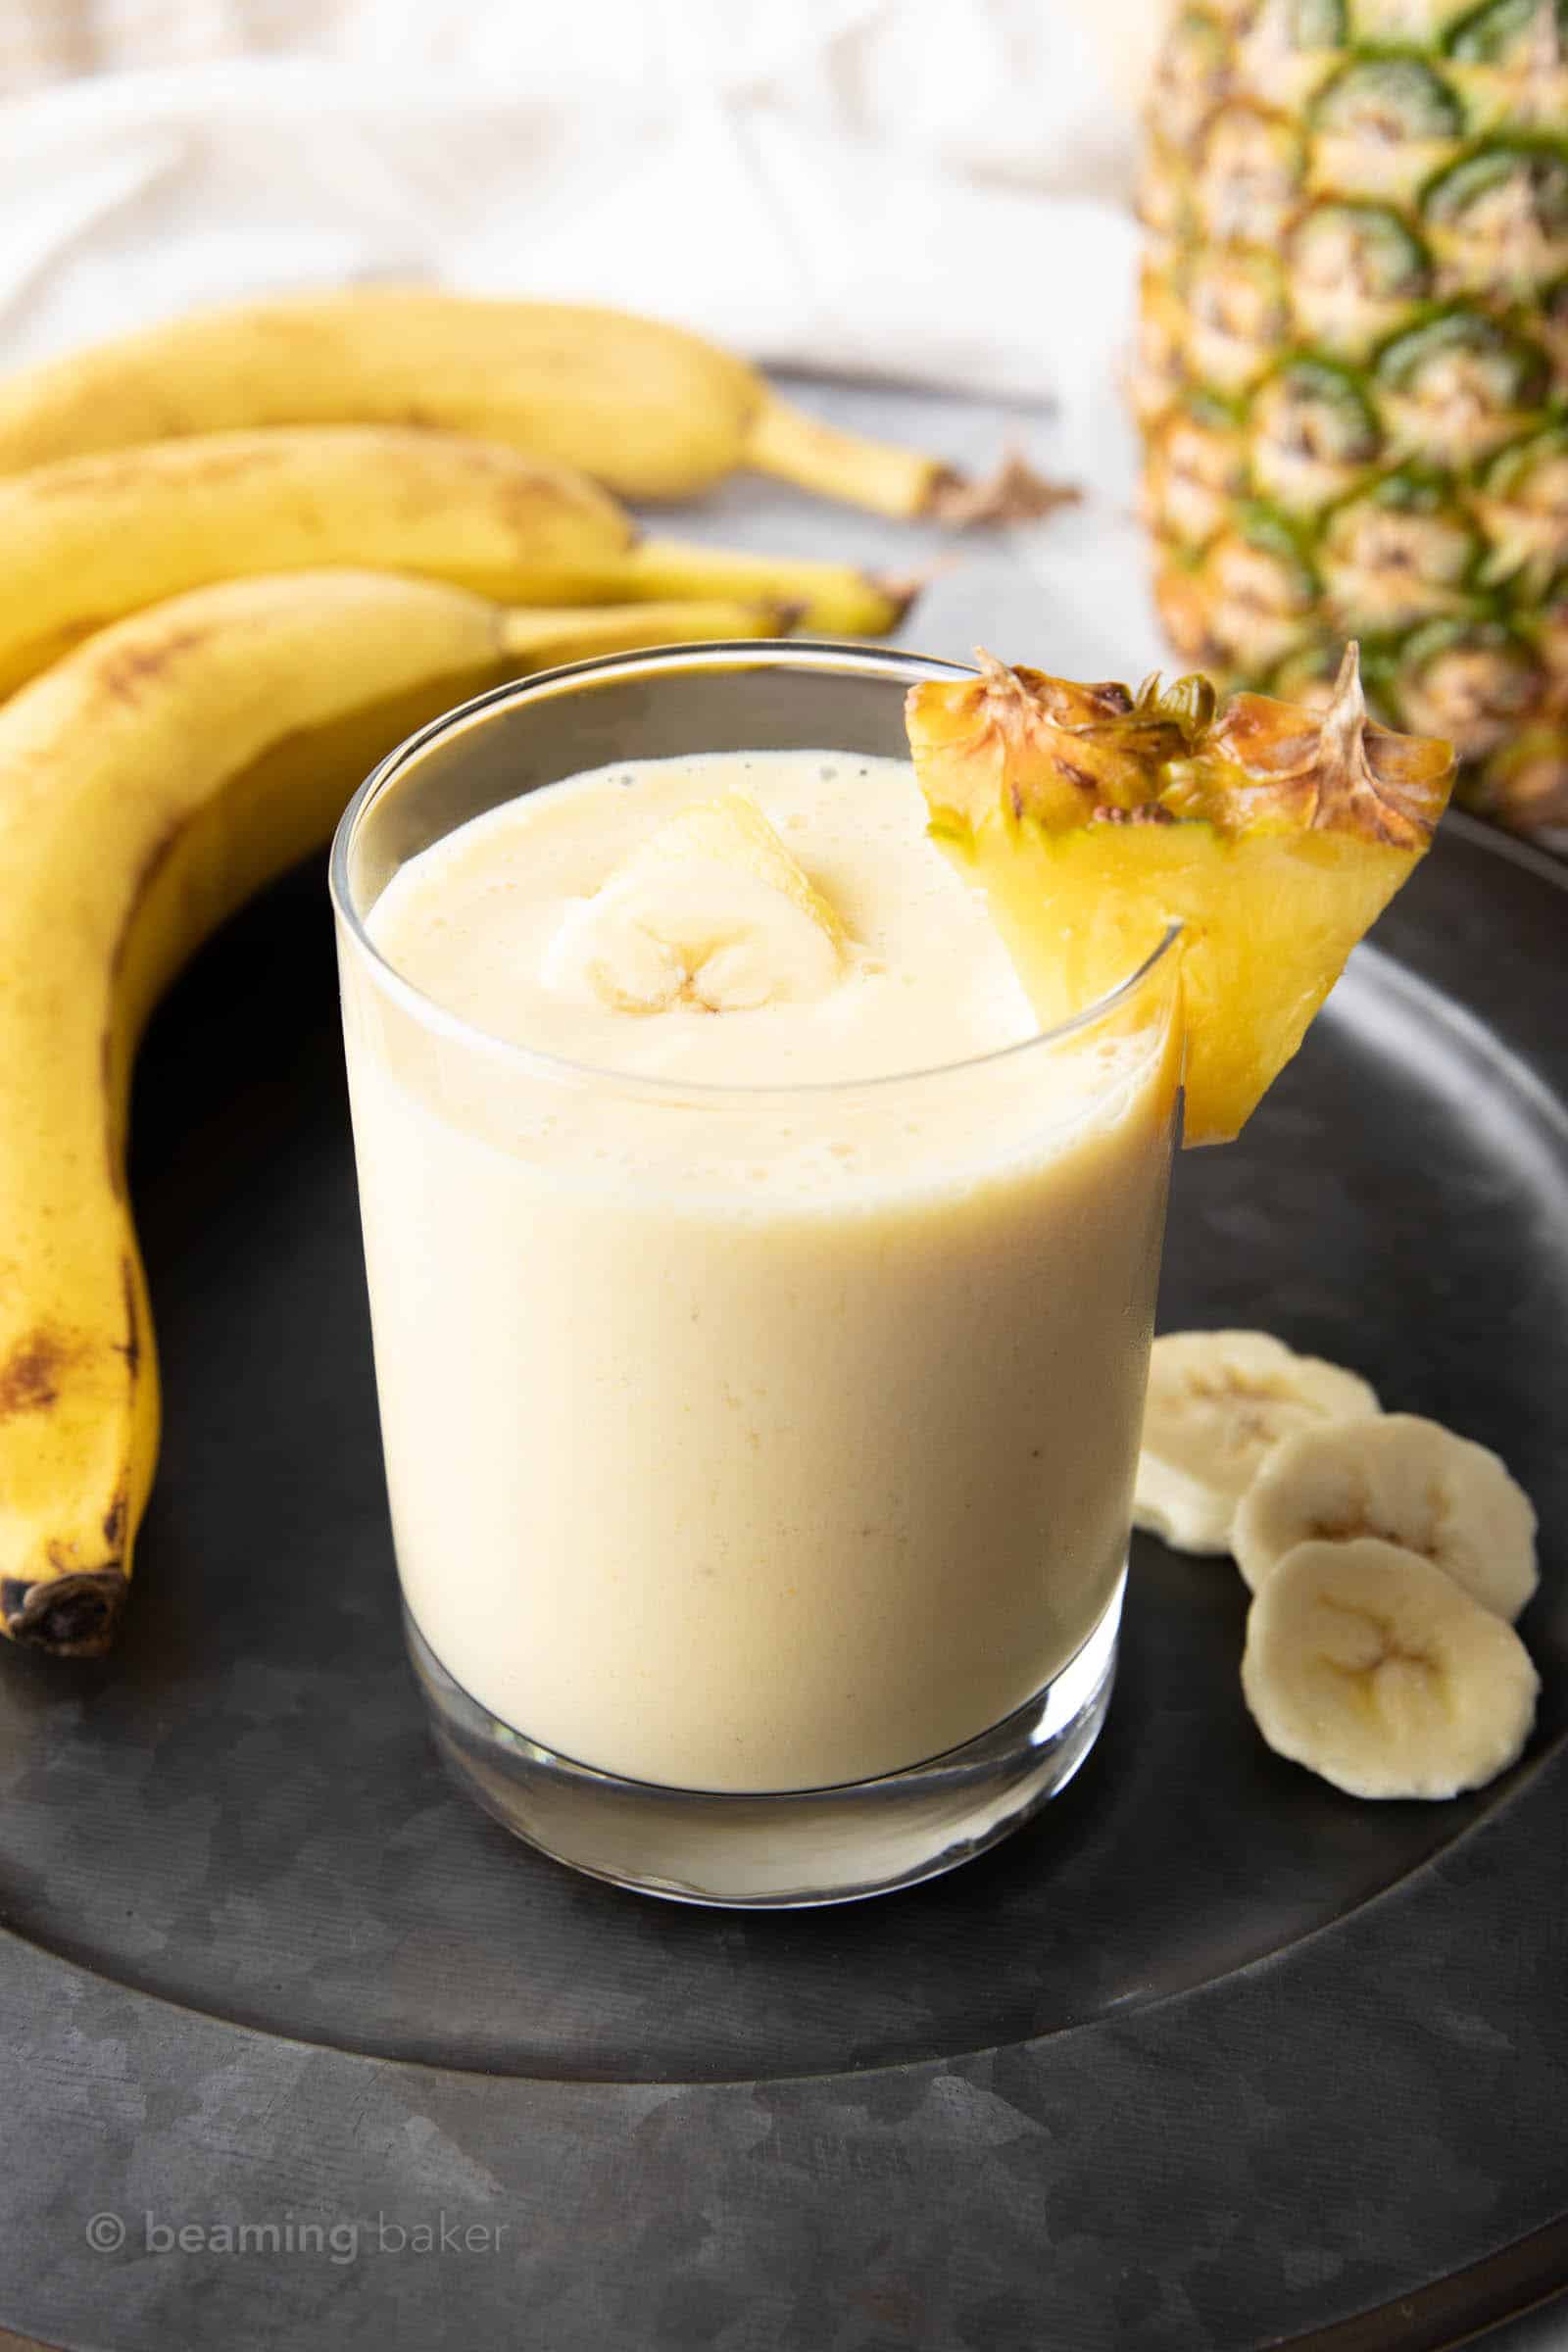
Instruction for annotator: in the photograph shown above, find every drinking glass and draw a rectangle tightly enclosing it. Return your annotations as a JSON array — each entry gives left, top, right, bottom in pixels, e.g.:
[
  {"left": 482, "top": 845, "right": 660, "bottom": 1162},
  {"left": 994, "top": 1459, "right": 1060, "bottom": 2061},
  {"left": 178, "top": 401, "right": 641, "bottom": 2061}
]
[{"left": 330, "top": 643, "right": 1182, "bottom": 1905}]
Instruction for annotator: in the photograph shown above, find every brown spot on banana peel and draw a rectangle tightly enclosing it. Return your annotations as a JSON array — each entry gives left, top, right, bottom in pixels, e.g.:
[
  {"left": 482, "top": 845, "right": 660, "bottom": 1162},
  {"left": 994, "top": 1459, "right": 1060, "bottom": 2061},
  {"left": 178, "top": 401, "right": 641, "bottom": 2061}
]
[
  {"left": 0, "top": 1570, "right": 127, "bottom": 1655},
  {"left": 96, "top": 626, "right": 213, "bottom": 708},
  {"left": 493, "top": 464, "right": 632, "bottom": 554},
  {"left": 0, "top": 1329, "right": 71, "bottom": 1415}
]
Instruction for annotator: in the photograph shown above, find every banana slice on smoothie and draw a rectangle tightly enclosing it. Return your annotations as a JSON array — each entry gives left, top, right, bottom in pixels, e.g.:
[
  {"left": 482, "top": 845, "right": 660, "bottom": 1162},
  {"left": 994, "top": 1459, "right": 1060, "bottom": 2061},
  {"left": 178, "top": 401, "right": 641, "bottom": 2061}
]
[
  {"left": 1233, "top": 1412, "right": 1539, "bottom": 1619},
  {"left": 544, "top": 793, "right": 847, "bottom": 1013},
  {"left": 1241, "top": 1538, "right": 1539, "bottom": 1800},
  {"left": 1135, "top": 1331, "right": 1381, "bottom": 1555}
]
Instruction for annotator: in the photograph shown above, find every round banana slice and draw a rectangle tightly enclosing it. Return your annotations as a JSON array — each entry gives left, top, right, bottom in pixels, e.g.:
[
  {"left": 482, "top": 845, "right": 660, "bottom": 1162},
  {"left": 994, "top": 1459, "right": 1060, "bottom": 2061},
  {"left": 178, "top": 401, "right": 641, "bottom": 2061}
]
[
  {"left": 1134, "top": 1330, "right": 1381, "bottom": 1555},
  {"left": 1241, "top": 1538, "right": 1539, "bottom": 1800},
  {"left": 1233, "top": 1411, "right": 1539, "bottom": 1620},
  {"left": 544, "top": 793, "right": 847, "bottom": 1015}
]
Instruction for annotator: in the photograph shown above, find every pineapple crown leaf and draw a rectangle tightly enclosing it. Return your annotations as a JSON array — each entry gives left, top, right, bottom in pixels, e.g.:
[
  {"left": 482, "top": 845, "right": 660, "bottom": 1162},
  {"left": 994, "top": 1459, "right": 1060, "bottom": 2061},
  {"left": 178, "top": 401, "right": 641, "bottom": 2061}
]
[
  {"left": 911, "top": 652, "right": 1453, "bottom": 848},
  {"left": 1133, "top": 667, "right": 1219, "bottom": 739},
  {"left": 970, "top": 647, "right": 1137, "bottom": 730},
  {"left": 1211, "top": 642, "right": 1455, "bottom": 845}
]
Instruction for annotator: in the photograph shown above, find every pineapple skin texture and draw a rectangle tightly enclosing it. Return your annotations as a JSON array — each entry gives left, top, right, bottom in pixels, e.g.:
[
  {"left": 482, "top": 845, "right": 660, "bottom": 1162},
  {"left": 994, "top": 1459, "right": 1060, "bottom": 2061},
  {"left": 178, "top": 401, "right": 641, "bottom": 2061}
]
[{"left": 1135, "top": 0, "right": 1568, "bottom": 841}]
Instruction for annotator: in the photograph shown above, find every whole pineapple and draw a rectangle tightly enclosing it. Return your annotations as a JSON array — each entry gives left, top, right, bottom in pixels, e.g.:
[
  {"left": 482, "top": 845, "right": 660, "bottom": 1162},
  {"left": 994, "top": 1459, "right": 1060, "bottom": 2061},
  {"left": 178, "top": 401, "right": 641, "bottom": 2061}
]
[{"left": 1135, "top": 0, "right": 1568, "bottom": 843}]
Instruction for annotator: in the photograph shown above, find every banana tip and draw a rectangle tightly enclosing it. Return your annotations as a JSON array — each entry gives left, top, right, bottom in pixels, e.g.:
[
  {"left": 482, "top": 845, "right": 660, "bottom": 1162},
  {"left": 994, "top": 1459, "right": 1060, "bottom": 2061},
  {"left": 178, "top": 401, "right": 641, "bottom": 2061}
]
[
  {"left": 874, "top": 562, "right": 947, "bottom": 627},
  {"left": 1, "top": 1568, "right": 127, "bottom": 1655}
]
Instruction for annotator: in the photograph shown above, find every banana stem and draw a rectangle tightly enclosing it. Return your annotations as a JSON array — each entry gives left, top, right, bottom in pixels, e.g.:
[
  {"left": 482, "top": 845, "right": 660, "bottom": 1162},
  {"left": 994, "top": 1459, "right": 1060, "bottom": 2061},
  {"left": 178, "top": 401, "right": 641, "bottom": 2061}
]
[
  {"left": 742, "top": 395, "right": 1083, "bottom": 529},
  {"left": 742, "top": 392, "right": 949, "bottom": 520},
  {"left": 589, "top": 539, "right": 918, "bottom": 637},
  {"left": 497, "top": 599, "right": 796, "bottom": 670}
]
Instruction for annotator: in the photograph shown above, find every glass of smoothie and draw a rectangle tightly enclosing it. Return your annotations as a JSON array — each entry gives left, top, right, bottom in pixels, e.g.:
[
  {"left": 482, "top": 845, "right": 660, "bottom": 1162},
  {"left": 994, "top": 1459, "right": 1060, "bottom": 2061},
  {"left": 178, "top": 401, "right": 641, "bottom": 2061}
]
[{"left": 329, "top": 642, "right": 1183, "bottom": 1905}]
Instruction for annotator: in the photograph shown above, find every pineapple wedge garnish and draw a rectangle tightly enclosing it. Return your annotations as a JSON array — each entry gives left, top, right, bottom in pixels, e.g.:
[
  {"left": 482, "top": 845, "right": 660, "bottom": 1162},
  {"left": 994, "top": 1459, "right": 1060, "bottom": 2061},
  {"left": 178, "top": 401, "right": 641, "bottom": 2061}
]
[{"left": 906, "top": 643, "right": 1454, "bottom": 1145}]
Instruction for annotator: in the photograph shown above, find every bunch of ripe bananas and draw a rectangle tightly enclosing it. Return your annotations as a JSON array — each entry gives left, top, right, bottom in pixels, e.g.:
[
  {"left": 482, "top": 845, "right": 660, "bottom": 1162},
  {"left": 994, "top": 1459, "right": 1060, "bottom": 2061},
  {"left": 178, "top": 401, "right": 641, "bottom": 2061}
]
[{"left": 0, "top": 289, "right": 1054, "bottom": 1660}]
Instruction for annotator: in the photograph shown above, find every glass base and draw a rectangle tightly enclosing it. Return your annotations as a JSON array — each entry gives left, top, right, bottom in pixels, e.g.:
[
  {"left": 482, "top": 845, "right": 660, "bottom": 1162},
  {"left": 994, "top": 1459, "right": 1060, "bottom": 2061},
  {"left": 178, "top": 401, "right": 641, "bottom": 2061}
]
[{"left": 406, "top": 1574, "right": 1123, "bottom": 1909}]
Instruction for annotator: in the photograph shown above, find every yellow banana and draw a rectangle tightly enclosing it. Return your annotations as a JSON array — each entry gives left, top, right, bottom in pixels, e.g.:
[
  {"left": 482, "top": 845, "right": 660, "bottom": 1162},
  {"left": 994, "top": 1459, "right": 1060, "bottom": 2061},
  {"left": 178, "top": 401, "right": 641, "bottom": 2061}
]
[
  {"left": 487, "top": 598, "right": 797, "bottom": 665},
  {"left": 0, "top": 290, "right": 1015, "bottom": 520},
  {"left": 534, "top": 536, "right": 914, "bottom": 644},
  {"left": 0, "top": 570, "right": 788, "bottom": 1655},
  {"left": 0, "top": 426, "right": 910, "bottom": 694}
]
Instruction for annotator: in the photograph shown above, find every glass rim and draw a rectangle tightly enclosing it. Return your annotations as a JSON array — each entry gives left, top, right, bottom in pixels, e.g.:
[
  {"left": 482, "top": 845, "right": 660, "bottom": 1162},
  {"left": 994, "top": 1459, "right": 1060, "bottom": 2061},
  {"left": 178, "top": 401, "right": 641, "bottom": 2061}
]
[{"left": 328, "top": 637, "right": 1184, "bottom": 1104}]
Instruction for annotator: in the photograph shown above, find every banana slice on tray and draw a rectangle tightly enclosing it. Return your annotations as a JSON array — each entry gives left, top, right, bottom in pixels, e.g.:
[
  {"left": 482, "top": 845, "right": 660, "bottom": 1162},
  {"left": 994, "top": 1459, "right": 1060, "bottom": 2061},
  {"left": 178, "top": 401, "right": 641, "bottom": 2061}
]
[
  {"left": 1241, "top": 1538, "right": 1540, "bottom": 1800},
  {"left": 1134, "top": 1331, "right": 1382, "bottom": 1555},
  {"left": 544, "top": 794, "right": 848, "bottom": 1015},
  {"left": 1233, "top": 1412, "right": 1539, "bottom": 1620}
]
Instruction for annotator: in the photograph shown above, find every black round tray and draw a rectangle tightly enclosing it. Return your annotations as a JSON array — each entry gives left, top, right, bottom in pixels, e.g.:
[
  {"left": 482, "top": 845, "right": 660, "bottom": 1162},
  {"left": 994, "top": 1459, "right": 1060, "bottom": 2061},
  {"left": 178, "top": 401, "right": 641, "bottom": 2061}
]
[{"left": 1, "top": 804, "right": 1564, "bottom": 2352}]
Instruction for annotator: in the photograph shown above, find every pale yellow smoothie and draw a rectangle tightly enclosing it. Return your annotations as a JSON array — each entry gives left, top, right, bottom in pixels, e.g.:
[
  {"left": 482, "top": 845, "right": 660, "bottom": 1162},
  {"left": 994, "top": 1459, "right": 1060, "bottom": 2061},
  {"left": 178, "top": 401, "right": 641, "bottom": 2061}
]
[{"left": 344, "top": 749, "right": 1178, "bottom": 1791}]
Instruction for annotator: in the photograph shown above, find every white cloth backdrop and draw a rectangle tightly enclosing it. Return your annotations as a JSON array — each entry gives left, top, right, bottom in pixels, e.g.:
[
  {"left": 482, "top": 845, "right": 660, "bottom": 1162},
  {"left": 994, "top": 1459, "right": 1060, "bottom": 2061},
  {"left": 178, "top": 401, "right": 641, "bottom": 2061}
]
[{"left": 0, "top": 0, "right": 1168, "bottom": 656}]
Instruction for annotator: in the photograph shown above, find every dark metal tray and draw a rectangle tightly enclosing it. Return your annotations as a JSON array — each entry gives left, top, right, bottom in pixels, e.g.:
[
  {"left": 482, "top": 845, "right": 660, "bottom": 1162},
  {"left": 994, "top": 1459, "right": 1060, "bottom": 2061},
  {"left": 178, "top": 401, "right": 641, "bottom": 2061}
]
[
  {"left": 2, "top": 809, "right": 1564, "bottom": 2352},
  {"left": 1, "top": 389, "right": 1565, "bottom": 2348}
]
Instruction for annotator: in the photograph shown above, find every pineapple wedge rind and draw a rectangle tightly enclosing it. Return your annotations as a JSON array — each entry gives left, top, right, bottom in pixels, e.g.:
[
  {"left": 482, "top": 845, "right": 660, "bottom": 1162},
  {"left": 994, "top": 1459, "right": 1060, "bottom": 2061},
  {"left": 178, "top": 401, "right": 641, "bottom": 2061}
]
[{"left": 906, "top": 643, "right": 1454, "bottom": 1147}]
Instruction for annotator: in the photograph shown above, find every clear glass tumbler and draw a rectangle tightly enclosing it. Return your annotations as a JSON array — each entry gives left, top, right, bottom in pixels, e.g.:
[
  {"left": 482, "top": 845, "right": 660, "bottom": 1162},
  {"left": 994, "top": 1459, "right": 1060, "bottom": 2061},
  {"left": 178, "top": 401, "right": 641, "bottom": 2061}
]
[{"left": 330, "top": 642, "right": 1182, "bottom": 1906}]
